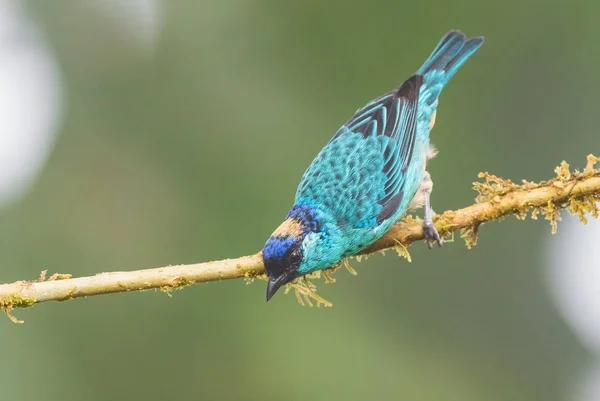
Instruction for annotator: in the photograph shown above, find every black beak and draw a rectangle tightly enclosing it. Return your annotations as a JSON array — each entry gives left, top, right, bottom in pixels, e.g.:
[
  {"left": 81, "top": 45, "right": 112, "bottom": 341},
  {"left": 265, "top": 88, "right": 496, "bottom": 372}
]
[{"left": 266, "top": 275, "right": 290, "bottom": 302}]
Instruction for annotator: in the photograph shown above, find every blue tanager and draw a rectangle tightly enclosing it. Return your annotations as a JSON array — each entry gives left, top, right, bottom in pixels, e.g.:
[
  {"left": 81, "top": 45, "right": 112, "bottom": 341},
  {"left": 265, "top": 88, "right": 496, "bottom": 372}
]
[{"left": 262, "top": 30, "right": 484, "bottom": 301}]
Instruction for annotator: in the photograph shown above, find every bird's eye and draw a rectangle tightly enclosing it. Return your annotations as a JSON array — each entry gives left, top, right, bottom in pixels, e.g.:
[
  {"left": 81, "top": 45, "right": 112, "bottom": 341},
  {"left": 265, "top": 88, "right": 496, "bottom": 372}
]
[{"left": 289, "top": 249, "right": 302, "bottom": 265}]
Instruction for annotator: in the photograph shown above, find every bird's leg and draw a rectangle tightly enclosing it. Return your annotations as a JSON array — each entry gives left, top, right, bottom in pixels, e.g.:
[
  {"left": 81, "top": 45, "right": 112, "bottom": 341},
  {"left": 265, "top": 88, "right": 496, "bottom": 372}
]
[{"left": 421, "top": 171, "right": 444, "bottom": 249}]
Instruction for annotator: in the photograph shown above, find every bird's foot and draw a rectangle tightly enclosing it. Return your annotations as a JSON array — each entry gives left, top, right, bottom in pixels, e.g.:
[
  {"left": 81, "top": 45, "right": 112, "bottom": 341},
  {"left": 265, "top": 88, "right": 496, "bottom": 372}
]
[{"left": 423, "top": 219, "right": 444, "bottom": 249}]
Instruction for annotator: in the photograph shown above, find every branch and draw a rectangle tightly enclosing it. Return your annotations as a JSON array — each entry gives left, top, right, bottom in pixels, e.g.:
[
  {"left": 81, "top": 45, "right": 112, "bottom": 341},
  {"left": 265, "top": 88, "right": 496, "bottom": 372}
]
[{"left": 1, "top": 155, "right": 599, "bottom": 322}]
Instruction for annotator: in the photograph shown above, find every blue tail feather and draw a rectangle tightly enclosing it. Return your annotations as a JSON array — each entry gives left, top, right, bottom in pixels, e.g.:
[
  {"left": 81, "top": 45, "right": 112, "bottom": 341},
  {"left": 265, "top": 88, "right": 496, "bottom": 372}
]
[
  {"left": 417, "top": 30, "right": 484, "bottom": 86},
  {"left": 443, "top": 37, "right": 484, "bottom": 82}
]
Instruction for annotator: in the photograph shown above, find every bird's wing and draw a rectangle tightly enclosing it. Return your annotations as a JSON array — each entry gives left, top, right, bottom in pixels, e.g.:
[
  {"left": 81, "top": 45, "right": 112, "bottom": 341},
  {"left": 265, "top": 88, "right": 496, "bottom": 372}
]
[
  {"left": 346, "top": 74, "right": 422, "bottom": 224},
  {"left": 296, "top": 74, "right": 422, "bottom": 228}
]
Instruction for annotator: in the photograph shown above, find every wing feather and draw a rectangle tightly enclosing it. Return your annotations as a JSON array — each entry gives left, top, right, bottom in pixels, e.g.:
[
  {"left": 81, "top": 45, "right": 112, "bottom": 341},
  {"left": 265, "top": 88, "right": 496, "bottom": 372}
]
[
  {"left": 296, "top": 74, "right": 423, "bottom": 227},
  {"left": 346, "top": 75, "right": 422, "bottom": 221}
]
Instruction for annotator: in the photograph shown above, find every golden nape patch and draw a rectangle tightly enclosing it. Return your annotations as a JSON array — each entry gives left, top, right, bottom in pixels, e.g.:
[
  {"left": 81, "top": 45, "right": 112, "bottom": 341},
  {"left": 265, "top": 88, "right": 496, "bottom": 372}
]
[
  {"left": 429, "top": 110, "right": 437, "bottom": 130},
  {"left": 272, "top": 218, "right": 303, "bottom": 237}
]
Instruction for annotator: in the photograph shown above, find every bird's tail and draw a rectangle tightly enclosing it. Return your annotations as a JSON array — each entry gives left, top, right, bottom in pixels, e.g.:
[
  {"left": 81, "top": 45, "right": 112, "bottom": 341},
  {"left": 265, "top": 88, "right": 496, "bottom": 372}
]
[{"left": 417, "top": 30, "right": 484, "bottom": 96}]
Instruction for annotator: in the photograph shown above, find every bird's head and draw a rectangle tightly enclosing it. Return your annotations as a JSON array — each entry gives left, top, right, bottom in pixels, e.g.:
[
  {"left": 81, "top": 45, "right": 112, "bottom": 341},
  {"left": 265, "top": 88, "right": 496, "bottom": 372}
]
[{"left": 262, "top": 203, "right": 334, "bottom": 302}]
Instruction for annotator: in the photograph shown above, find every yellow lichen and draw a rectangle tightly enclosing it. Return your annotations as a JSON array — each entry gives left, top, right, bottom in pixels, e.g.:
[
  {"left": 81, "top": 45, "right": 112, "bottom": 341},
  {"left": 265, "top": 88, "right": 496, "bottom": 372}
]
[
  {"left": 555, "top": 161, "right": 571, "bottom": 182},
  {"left": 321, "top": 269, "right": 336, "bottom": 283},
  {"left": 474, "top": 172, "right": 519, "bottom": 203},
  {"left": 34, "top": 270, "right": 71, "bottom": 283},
  {"left": 0, "top": 294, "right": 36, "bottom": 324},
  {"left": 39, "top": 270, "right": 47, "bottom": 282},
  {"left": 545, "top": 200, "right": 560, "bottom": 234},
  {"left": 387, "top": 235, "right": 412, "bottom": 262},
  {"left": 514, "top": 209, "right": 528, "bottom": 220},
  {"left": 343, "top": 259, "right": 358, "bottom": 275},
  {"left": 60, "top": 286, "right": 77, "bottom": 301},
  {"left": 159, "top": 276, "right": 194, "bottom": 296},
  {"left": 48, "top": 273, "right": 72, "bottom": 281},
  {"left": 460, "top": 222, "right": 480, "bottom": 249},
  {"left": 567, "top": 192, "right": 600, "bottom": 225},
  {"left": 286, "top": 276, "right": 332, "bottom": 308},
  {"left": 584, "top": 154, "right": 600, "bottom": 176},
  {"left": 470, "top": 155, "right": 600, "bottom": 237},
  {"left": 171, "top": 276, "right": 193, "bottom": 287}
]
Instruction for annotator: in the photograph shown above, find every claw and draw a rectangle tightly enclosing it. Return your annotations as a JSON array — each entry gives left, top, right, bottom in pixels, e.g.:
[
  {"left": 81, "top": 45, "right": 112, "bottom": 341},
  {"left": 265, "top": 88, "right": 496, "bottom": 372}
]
[
  {"left": 420, "top": 171, "right": 443, "bottom": 249},
  {"left": 423, "top": 220, "right": 444, "bottom": 249}
]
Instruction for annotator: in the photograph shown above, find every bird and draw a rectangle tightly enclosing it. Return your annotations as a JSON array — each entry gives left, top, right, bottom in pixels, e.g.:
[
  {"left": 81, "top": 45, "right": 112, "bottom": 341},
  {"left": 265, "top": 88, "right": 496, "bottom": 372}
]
[{"left": 262, "top": 30, "right": 484, "bottom": 301}]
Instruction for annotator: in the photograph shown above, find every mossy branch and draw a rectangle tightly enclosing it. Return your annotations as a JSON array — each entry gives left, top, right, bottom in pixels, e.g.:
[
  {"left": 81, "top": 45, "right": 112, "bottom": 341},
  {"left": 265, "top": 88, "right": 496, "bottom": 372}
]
[{"left": 1, "top": 155, "right": 599, "bottom": 322}]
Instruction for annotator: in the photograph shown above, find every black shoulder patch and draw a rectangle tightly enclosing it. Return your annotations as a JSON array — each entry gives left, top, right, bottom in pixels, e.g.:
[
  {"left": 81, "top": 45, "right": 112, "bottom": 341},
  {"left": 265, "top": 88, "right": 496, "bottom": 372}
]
[
  {"left": 396, "top": 74, "right": 423, "bottom": 101},
  {"left": 376, "top": 190, "right": 404, "bottom": 224}
]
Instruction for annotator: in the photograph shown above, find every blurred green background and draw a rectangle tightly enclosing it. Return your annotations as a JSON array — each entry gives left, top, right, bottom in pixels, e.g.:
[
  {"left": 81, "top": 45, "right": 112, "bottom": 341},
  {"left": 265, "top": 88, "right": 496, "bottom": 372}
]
[{"left": 1, "top": 1, "right": 598, "bottom": 400}]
